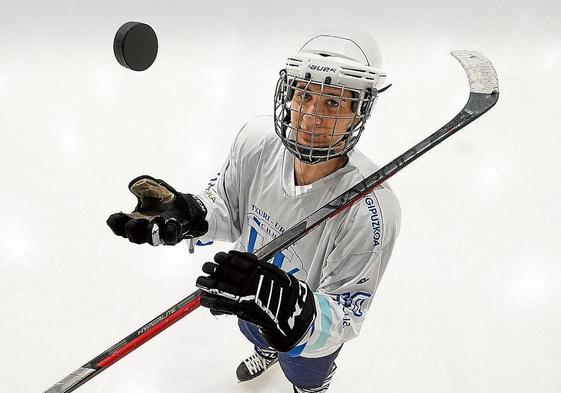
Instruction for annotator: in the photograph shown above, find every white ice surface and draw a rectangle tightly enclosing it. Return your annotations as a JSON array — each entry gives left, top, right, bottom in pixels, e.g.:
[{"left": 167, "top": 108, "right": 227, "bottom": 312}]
[{"left": 1, "top": 1, "right": 560, "bottom": 392}]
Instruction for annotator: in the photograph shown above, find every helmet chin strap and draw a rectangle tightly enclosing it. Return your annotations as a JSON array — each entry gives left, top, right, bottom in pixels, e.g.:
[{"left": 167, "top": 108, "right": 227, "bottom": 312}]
[{"left": 288, "top": 141, "right": 341, "bottom": 164}]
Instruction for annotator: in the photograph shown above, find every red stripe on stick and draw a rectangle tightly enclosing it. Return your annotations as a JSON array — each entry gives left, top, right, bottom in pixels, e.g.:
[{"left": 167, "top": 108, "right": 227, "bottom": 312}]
[{"left": 97, "top": 296, "right": 201, "bottom": 368}]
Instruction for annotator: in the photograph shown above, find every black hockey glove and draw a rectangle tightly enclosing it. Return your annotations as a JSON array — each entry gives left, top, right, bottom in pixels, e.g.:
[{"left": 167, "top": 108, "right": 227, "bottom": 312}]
[
  {"left": 107, "top": 175, "right": 208, "bottom": 246},
  {"left": 196, "top": 250, "right": 316, "bottom": 352}
]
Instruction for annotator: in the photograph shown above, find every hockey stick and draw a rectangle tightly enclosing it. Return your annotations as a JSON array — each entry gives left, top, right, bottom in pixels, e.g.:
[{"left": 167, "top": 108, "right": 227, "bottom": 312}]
[{"left": 44, "top": 50, "right": 498, "bottom": 393}]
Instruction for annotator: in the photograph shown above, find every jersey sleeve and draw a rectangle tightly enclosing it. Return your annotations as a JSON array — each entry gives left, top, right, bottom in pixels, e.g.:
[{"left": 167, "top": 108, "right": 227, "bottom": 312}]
[
  {"left": 290, "top": 186, "right": 401, "bottom": 358},
  {"left": 195, "top": 132, "right": 243, "bottom": 243},
  {"left": 196, "top": 118, "right": 267, "bottom": 243}
]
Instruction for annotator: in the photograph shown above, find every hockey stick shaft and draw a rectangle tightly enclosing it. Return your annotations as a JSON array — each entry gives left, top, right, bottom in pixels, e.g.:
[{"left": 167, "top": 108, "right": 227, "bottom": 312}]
[
  {"left": 44, "top": 50, "right": 498, "bottom": 393},
  {"left": 44, "top": 291, "right": 202, "bottom": 393}
]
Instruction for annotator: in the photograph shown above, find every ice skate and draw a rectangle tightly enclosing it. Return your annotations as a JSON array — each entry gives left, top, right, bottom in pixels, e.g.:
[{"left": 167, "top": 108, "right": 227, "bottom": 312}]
[{"left": 236, "top": 347, "right": 278, "bottom": 382}]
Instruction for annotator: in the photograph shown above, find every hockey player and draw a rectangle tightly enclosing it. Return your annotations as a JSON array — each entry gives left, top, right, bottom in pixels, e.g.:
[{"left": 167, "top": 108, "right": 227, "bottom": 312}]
[{"left": 107, "top": 31, "right": 401, "bottom": 392}]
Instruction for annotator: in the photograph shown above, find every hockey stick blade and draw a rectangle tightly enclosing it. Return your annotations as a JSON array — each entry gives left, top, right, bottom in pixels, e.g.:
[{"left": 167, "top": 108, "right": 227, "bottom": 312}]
[
  {"left": 44, "top": 50, "right": 498, "bottom": 393},
  {"left": 451, "top": 50, "right": 499, "bottom": 112}
]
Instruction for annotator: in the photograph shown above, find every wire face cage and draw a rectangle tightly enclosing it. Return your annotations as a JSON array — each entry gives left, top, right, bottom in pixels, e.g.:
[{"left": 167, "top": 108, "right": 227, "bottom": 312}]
[{"left": 274, "top": 71, "right": 377, "bottom": 164}]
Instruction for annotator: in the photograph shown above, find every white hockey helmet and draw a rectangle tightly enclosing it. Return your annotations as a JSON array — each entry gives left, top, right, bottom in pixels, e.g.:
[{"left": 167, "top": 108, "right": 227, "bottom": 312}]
[{"left": 274, "top": 31, "right": 388, "bottom": 164}]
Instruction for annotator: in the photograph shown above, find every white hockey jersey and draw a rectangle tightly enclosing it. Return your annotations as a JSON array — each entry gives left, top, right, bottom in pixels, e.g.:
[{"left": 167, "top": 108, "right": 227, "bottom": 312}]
[{"left": 197, "top": 116, "right": 401, "bottom": 358}]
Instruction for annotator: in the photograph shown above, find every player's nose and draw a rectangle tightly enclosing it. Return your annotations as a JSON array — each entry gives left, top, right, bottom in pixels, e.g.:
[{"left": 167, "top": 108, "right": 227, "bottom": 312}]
[
  {"left": 301, "top": 103, "right": 322, "bottom": 127},
  {"left": 300, "top": 113, "right": 321, "bottom": 130}
]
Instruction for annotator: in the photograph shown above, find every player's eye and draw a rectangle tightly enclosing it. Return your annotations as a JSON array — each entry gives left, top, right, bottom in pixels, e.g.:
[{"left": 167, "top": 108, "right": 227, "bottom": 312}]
[
  {"left": 296, "top": 91, "right": 312, "bottom": 101},
  {"left": 326, "top": 99, "right": 340, "bottom": 108}
]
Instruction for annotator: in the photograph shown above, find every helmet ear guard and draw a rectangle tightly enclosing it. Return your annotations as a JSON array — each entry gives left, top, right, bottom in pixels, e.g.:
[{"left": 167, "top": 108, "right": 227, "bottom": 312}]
[
  {"left": 351, "top": 87, "right": 377, "bottom": 114},
  {"left": 286, "top": 78, "right": 297, "bottom": 102}
]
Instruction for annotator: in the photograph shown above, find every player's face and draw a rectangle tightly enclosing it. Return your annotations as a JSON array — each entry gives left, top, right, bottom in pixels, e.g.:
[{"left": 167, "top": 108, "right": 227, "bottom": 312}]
[{"left": 290, "top": 82, "right": 356, "bottom": 149}]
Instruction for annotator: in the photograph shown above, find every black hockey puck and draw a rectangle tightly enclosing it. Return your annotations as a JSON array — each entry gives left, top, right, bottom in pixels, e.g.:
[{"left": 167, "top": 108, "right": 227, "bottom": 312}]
[{"left": 114, "top": 22, "right": 158, "bottom": 71}]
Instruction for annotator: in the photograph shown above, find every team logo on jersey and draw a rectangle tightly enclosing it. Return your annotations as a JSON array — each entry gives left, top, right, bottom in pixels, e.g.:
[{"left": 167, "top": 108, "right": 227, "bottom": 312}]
[
  {"left": 245, "top": 204, "right": 307, "bottom": 279},
  {"left": 333, "top": 292, "right": 372, "bottom": 318}
]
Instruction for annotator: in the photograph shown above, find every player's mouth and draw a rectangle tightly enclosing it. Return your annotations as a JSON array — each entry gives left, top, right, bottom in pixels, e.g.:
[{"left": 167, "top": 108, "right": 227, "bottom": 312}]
[
  {"left": 296, "top": 133, "right": 341, "bottom": 149},
  {"left": 296, "top": 130, "right": 342, "bottom": 146}
]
